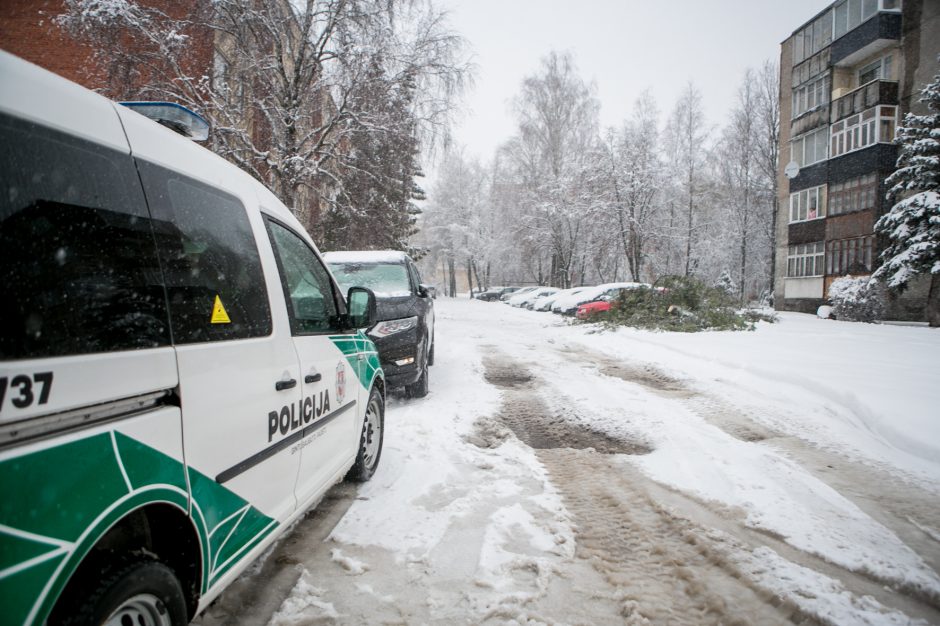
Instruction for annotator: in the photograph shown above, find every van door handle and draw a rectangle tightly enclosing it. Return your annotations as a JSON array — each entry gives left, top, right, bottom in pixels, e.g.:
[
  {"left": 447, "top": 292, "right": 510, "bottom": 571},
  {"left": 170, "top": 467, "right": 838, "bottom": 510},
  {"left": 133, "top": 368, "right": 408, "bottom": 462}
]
[
  {"left": 305, "top": 373, "right": 322, "bottom": 383},
  {"left": 275, "top": 379, "right": 297, "bottom": 391}
]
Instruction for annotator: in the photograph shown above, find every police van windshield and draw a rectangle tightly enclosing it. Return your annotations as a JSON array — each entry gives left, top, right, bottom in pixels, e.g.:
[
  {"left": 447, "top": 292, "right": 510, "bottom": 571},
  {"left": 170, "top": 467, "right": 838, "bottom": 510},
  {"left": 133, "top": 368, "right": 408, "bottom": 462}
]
[{"left": 329, "top": 262, "right": 411, "bottom": 297}]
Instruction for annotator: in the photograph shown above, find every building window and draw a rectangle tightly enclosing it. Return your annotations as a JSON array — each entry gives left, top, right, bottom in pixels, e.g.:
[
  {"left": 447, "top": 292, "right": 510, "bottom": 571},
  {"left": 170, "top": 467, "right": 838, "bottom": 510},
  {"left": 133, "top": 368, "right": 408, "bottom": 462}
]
[
  {"left": 789, "top": 185, "right": 827, "bottom": 223},
  {"left": 793, "top": 11, "right": 833, "bottom": 65},
  {"left": 792, "top": 73, "right": 830, "bottom": 118},
  {"left": 791, "top": 127, "right": 829, "bottom": 167},
  {"left": 826, "top": 236, "right": 874, "bottom": 275},
  {"left": 788, "top": 242, "right": 825, "bottom": 278},
  {"left": 833, "top": 0, "right": 901, "bottom": 39},
  {"left": 829, "top": 173, "right": 879, "bottom": 215},
  {"left": 858, "top": 54, "right": 893, "bottom": 85},
  {"left": 792, "top": 49, "right": 831, "bottom": 88},
  {"left": 830, "top": 105, "right": 896, "bottom": 157}
]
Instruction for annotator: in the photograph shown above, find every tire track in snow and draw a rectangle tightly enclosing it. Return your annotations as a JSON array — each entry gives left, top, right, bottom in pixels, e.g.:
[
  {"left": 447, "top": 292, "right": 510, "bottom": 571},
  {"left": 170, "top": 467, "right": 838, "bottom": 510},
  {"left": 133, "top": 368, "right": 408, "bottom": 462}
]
[
  {"left": 551, "top": 343, "right": 940, "bottom": 621},
  {"left": 483, "top": 352, "right": 798, "bottom": 624}
]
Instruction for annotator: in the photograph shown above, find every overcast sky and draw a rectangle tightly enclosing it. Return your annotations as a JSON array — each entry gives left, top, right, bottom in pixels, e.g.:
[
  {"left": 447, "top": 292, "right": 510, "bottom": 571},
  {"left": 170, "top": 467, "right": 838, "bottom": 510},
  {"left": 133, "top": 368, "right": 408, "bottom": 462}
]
[{"left": 436, "top": 0, "right": 828, "bottom": 163}]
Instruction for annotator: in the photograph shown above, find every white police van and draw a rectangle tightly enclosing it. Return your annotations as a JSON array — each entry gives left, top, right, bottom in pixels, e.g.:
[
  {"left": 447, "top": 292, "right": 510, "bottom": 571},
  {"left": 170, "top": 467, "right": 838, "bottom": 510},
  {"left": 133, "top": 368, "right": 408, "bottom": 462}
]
[{"left": 0, "top": 51, "right": 385, "bottom": 625}]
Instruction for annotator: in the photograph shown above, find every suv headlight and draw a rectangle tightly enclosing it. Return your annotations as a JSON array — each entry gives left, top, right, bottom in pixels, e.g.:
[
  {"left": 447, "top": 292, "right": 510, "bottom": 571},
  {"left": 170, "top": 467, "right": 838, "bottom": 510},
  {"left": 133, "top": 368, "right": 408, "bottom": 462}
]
[{"left": 369, "top": 316, "right": 418, "bottom": 338}]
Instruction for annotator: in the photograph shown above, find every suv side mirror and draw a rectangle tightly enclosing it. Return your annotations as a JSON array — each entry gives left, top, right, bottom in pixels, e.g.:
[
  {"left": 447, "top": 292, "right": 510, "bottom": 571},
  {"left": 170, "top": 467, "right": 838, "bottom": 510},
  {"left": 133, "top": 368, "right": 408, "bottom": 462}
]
[
  {"left": 418, "top": 283, "right": 431, "bottom": 298},
  {"left": 346, "top": 287, "right": 377, "bottom": 329}
]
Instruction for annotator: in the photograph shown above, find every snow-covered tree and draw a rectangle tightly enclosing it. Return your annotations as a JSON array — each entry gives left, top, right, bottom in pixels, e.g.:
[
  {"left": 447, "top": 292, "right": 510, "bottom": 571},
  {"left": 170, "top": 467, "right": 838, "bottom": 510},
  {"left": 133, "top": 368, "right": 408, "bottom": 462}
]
[
  {"left": 602, "top": 91, "right": 662, "bottom": 283},
  {"left": 874, "top": 61, "right": 940, "bottom": 326},
  {"left": 713, "top": 67, "right": 777, "bottom": 304},
  {"left": 667, "top": 83, "right": 709, "bottom": 278},
  {"left": 509, "top": 52, "right": 602, "bottom": 288},
  {"left": 57, "top": 0, "right": 468, "bottom": 235}
]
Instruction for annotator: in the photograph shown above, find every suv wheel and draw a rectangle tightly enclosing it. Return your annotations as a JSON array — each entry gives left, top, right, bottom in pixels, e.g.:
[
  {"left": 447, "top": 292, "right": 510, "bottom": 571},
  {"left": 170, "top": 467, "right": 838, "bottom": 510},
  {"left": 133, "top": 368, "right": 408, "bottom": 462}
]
[{"left": 405, "top": 363, "right": 429, "bottom": 399}]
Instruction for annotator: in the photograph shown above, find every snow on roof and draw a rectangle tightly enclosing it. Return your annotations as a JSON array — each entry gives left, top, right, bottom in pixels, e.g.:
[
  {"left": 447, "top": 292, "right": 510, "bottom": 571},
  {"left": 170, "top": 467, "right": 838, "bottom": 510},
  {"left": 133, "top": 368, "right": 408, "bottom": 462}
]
[{"left": 323, "top": 250, "right": 408, "bottom": 264}]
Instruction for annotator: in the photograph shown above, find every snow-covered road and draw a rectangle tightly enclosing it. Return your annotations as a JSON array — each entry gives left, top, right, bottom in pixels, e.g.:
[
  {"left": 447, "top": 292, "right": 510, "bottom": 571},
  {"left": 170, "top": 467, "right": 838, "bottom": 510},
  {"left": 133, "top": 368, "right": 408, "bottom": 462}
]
[{"left": 197, "top": 298, "right": 940, "bottom": 625}]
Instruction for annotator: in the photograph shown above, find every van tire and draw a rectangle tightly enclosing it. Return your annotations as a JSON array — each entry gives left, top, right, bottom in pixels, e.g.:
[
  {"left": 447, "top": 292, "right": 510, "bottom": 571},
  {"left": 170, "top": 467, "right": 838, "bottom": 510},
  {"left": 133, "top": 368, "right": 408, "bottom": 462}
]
[
  {"left": 348, "top": 387, "right": 384, "bottom": 482},
  {"left": 427, "top": 339, "right": 435, "bottom": 366},
  {"left": 65, "top": 559, "right": 188, "bottom": 626},
  {"left": 405, "top": 364, "right": 429, "bottom": 399}
]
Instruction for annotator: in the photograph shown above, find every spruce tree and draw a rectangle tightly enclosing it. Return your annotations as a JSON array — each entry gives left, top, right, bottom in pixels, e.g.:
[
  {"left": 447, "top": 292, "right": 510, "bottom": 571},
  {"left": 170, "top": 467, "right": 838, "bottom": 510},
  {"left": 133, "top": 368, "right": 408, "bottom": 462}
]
[{"left": 874, "top": 60, "right": 940, "bottom": 326}]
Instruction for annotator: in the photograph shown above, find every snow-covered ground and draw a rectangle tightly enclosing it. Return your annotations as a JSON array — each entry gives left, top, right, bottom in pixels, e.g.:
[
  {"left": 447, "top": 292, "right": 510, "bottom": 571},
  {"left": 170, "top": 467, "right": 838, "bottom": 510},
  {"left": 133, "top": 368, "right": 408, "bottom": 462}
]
[{"left": 199, "top": 298, "right": 940, "bottom": 625}]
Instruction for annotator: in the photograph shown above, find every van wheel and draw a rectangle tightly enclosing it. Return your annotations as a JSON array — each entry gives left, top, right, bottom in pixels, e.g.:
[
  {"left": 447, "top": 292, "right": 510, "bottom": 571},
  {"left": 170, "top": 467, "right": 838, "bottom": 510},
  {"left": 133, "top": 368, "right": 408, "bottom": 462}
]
[
  {"left": 348, "top": 387, "right": 384, "bottom": 482},
  {"left": 405, "top": 363, "right": 429, "bottom": 399},
  {"left": 427, "top": 339, "right": 435, "bottom": 366},
  {"left": 67, "top": 559, "right": 188, "bottom": 626}
]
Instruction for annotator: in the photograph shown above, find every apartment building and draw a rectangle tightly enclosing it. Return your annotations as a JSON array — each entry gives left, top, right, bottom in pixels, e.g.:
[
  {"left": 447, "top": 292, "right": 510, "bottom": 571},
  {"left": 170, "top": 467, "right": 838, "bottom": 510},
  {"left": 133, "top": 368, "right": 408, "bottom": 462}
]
[{"left": 775, "top": 0, "right": 940, "bottom": 319}]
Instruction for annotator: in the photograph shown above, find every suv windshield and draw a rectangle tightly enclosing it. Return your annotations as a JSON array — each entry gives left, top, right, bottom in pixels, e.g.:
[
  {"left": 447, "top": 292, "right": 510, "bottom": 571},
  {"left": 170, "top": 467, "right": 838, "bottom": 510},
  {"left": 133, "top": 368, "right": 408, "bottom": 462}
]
[{"left": 329, "top": 262, "right": 411, "bottom": 297}]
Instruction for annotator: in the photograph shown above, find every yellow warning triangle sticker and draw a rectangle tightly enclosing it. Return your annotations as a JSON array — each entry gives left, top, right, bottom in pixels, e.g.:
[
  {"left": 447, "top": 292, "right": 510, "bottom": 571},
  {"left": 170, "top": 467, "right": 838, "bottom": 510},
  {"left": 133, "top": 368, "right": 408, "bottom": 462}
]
[{"left": 211, "top": 295, "right": 231, "bottom": 324}]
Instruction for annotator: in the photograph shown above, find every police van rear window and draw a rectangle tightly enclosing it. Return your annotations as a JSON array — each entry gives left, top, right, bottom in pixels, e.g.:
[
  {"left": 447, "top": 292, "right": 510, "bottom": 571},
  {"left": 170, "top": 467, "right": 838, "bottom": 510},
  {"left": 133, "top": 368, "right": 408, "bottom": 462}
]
[
  {"left": 0, "top": 113, "right": 171, "bottom": 360},
  {"left": 136, "top": 160, "right": 272, "bottom": 344}
]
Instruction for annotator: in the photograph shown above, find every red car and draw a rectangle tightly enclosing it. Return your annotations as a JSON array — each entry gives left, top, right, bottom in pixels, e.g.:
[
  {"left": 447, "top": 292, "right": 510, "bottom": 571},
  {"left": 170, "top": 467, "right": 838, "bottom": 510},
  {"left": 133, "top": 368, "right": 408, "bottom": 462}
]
[{"left": 576, "top": 298, "right": 613, "bottom": 320}]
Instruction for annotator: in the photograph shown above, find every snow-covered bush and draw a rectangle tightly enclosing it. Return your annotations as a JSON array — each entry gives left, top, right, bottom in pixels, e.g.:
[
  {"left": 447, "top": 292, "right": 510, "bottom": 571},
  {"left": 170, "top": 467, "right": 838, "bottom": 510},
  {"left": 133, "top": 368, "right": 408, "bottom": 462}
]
[{"left": 827, "top": 276, "right": 886, "bottom": 323}]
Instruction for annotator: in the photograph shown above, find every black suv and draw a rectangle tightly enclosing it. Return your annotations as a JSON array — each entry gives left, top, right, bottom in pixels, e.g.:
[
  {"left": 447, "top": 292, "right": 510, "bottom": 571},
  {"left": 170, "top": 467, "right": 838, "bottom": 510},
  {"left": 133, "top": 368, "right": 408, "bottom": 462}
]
[{"left": 325, "top": 251, "right": 434, "bottom": 397}]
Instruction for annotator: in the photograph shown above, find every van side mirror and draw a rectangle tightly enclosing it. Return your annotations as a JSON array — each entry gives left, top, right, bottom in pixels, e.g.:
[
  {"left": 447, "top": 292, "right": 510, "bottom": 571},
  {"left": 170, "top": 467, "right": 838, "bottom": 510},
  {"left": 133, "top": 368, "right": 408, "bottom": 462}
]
[
  {"left": 346, "top": 287, "right": 377, "bottom": 329},
  {"left": 417, "top": 283, "right": 430, "bottom": 298}
]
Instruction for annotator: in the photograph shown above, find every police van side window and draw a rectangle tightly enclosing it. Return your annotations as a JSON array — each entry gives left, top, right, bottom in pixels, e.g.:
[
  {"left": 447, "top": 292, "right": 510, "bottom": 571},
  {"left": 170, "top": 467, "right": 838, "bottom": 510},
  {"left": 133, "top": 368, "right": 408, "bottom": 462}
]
[
  {"left": 264, "top": 219, "right": 339, "bottom": 334},
  {"left": 136, "top": 161, "right": 271, "bottom": 344},
  {"left": 0, "top": 113, "right": 171, "bottom": 360}
]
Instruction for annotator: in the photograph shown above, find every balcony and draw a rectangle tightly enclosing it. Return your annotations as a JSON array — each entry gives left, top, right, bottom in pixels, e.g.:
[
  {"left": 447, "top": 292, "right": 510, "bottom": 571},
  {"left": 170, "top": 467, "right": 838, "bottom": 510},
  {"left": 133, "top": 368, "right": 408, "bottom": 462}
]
[
  {"left": 831, "top": 80, "right": 898, "bottom": 123},
  {"left": 831, "top": 12, "right": 901, "bottom": 67}
]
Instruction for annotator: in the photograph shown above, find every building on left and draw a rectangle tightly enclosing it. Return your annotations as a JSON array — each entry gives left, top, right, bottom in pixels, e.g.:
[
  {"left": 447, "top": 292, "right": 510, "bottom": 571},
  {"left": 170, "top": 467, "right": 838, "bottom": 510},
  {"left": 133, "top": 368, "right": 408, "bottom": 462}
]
[{"left": 0, "top": 0, "right": 333, "bottom": 234}]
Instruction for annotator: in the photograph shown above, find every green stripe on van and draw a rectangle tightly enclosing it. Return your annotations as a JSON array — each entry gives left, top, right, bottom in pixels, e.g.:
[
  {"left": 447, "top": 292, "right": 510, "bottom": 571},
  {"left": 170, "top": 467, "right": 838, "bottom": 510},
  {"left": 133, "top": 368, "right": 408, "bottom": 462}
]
[
  {"left": 0, "top": 432, "right": 277, "bottom": 625},
  {"left": 330, "top": 331, "right": 382, "bottom": 391}
]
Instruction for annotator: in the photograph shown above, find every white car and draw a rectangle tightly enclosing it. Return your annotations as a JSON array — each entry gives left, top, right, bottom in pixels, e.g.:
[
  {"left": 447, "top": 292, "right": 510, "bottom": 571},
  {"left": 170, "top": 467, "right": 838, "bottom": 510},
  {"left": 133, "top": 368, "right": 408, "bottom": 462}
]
[
  {"left": 531, "top": 286, "right": 589, "bottom": 311},
  {"left": 0, "top": 51, "right": 386, "bottom": 626},
  {"left": 511, "top": 287, "right": 559, "bottom": 308},
  {"left": 551, "top": 282, "right": 649, "bottom": 315},
  {"left": 505, "top": 287, "right": 538, "bottom": 306}
]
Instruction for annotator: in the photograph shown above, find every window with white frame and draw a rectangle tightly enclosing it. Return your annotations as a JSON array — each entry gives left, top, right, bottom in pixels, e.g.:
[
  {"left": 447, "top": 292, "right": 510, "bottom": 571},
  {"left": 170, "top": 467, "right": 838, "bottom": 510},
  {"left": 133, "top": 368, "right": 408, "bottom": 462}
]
[
  {"left": 792, "top": 73, "right": 830, "bottom": 118},
  {"left": 858, "top": 54, "right": 893, "bottom": 85},
  {"left": 833, "top": 0, "right": 901, "bottom": 39},
  {"left": 789, "top": 185, "right": 827, "bottom": 223},
  {"left": 830, "top": 105, "right": 897, "bottom": 158},
  {"left": 787, "top": 242, "right": 825, "bottom": 278},
  {"left": 791, "top": 127, "right": 829, "bottom": 167}
]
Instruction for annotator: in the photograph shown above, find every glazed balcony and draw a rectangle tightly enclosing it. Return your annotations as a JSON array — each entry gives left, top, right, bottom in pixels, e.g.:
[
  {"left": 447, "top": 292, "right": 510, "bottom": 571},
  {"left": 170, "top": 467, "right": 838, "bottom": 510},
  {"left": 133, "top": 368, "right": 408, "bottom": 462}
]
[
  {"left": 831, "top": 11, "right": 901, "bottom": 67},
  {"left": 830, "top": 79, "right": 898, "bottom": 123}
]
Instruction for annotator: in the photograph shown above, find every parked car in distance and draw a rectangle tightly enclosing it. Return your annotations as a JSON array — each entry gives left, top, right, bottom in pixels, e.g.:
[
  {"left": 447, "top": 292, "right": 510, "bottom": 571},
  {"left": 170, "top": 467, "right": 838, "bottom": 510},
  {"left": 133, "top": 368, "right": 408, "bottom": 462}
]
[
  {"left": 476, "top": 286, "right": 519, "bottom": 301},
  {"left": 524, "top": 287, "right": 559, "bottom": 309},
  {"left": 510, "top": 287, "right": 558, "bottom": 308},
  {"left": 552, "top": 282, "right": 648, "bottom": 316},
  {"left": 325, "top": 250, "right": 434, "bottom": 398},
  {"left": 576, "top": 285, "right": 657, "bottom": 320},
  {"left": 501, "top": 286, "right": 534, "bottom": 301},
  {"left": 532, "top": 286, "right": 588, "bottom": 312},
  {"left": 504, "top": 286, "right": 537, "bottom": 305}
]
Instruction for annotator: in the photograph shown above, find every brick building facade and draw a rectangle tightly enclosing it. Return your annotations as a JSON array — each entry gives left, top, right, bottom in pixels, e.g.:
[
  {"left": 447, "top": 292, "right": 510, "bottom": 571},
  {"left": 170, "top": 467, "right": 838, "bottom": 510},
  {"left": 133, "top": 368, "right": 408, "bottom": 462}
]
[{"left": 775, "top": 0, "right": 940, "bottom": 319}]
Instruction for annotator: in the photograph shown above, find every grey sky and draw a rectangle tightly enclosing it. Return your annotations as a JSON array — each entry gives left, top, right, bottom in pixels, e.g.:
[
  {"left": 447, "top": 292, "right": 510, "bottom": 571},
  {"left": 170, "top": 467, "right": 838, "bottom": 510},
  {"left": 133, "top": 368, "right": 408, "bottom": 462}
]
[{"left": 438, "top": 0, "right": 827, "bottom": 161}]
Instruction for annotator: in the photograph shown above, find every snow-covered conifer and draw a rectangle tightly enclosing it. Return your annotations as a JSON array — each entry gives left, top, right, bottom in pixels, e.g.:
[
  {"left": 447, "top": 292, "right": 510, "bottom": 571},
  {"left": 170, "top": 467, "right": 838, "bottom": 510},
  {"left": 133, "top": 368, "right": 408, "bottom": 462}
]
[{"left": 874, "top": 59, "right": 940, "bottom": 325}]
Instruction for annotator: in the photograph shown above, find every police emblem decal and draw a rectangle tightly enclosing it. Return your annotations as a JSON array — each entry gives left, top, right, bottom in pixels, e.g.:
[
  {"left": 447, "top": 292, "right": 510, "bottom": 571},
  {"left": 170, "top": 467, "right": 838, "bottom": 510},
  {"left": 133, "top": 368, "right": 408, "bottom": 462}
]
[{"left": 336, "top": 361, "right": 346, "bottom": 404}]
